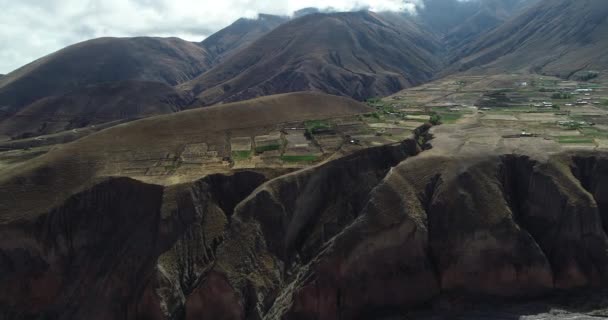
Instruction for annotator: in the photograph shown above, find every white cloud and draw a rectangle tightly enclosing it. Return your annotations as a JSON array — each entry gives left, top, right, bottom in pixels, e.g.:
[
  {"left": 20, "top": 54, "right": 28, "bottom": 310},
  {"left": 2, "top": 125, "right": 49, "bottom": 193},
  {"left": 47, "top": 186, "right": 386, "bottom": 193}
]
[{"left": 0, "top": 0, "right": 418, "bottom": 74}]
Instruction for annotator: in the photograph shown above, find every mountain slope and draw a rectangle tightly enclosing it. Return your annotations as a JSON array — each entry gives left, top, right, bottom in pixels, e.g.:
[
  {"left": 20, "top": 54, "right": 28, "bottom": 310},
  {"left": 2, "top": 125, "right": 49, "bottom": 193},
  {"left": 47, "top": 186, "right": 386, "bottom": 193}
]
[
  {"left": 0, "top": 81, "right": 194, "bottom": 139},
  {"left": 453, "top": 0, "right": 608, "bottom": 79},
  {"left": 200, "top": 14, "right": 287, "bottom": 66},
  {"left": 182, "top": 11, "right": 446, "bottom": 105},
  {"left": 442, "top": 5, "right": 511, "bottom": 49},
  {"left": 0, "top": 92, "right": 371, "bottom": 220},
  {"left": 0, "top": 37, "right": 211, "bottom": 111},
  {"left": 416, "top": 0, "right": 539, "bottom": 50}
]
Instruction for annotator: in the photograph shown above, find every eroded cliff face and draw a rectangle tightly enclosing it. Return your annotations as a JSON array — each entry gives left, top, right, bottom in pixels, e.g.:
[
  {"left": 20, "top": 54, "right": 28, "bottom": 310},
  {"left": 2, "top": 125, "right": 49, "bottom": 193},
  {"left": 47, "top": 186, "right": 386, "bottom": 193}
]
[
  {"left": 0, "top": 178, "right": 165, "bottom": 319},
  {"left": 194, "top": 152, "right": 608, "bottom": 320},
  {"left": 0, "top": 171, "right": 269, "bottom": 320},
  {"left": 2, "top": 143, "right": 608, "bottom": 320}
]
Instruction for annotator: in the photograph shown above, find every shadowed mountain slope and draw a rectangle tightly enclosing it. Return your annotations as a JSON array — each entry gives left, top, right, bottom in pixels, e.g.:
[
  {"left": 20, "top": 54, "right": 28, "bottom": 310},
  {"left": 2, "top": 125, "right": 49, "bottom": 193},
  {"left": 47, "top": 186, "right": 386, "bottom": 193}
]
[
  {"left": 200, "top": 14, "right": 288, "bottom": 66},
  {"left": 413, "top": 0, "right": 540, "bottom": 50},
  {"left": 0, "top": 80, "right": 194, "bottom": 139},
  {"left": 452, "top": 0, "right": 608, "bottom": 79},
  {"left": 182, "top": 11, "right": 446, "bottom": 105},
  {"left": 417, "top": 0, "right": 536, "bottom": 34},
  {"left": 0, "top": 37, "right": 211, "bottom": 112}
]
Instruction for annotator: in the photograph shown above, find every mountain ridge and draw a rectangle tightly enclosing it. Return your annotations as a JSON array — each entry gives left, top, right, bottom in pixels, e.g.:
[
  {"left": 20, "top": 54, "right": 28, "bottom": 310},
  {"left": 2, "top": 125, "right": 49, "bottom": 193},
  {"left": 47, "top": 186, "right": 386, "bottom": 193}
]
[
  {"left": 0, "top": 37, "right": 211, "bottom": 111},
  {"left": 0, "top": 80, "right": 194, "bottom": 139},
  {"left": 200, "top": 14, "right": 288, "bottom": 66},
  {"left": 451, "top": 0, "right": 608, "bottom": 79},
  {"left": 182, "top": 11, "right": 446, "bottom": 105}
]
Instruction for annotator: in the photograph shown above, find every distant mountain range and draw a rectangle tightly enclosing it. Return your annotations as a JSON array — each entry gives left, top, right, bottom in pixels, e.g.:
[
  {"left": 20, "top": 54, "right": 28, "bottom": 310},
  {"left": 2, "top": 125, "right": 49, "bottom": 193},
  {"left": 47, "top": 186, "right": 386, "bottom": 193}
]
[
  {"left": 0, "top": 0, "right": 605, "bottom": 138},
  {"left": 452, "top": 0, "right": 608, "bottom": 79}
]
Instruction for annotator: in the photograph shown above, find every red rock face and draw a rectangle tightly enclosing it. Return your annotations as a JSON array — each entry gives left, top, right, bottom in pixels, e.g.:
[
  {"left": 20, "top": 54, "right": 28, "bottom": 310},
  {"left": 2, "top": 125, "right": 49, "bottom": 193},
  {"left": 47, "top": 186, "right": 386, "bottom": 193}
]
[
  {"left": 186, "top": 272, "right": 244, "bottom": 320},
  {"left": 0, "top": 177, "right": 166, "bottom": 319}
]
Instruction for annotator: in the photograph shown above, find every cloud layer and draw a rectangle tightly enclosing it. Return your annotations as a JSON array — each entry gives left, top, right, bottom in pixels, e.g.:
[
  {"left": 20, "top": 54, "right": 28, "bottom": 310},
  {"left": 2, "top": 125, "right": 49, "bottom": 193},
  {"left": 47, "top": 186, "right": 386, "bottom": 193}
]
[{"left": 0, "top": 0, "right": 420, "bottom": 74}]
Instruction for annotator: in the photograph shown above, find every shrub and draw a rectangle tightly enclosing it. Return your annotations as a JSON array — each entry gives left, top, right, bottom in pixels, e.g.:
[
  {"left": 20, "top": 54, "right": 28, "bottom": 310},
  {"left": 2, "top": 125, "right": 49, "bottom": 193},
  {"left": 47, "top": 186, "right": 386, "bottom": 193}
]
[
  {"left": 552, "top": 92, "right": 572, "bottom": 99},
  {"left": 578, "top": 72, "right": 599, "bottom": 82},
  {"left": 305, "top": 120, "right": 332, "bottom": 135},
  {"left": 429, "top": 113, "right": 442, "bottom": 125}
]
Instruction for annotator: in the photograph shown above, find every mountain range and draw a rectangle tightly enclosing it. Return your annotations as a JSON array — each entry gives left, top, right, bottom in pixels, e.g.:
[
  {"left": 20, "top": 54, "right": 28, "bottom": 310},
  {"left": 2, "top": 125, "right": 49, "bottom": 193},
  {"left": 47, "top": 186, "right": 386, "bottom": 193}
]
[
  {"left": 2, "top": 1, "right": 608, "bottom": 319},
  {"left": 182, "top": 11, "right": 445, "bottom": 106},
  {"left": 0, "top": 0, "right": 605, "bottom": 138}
]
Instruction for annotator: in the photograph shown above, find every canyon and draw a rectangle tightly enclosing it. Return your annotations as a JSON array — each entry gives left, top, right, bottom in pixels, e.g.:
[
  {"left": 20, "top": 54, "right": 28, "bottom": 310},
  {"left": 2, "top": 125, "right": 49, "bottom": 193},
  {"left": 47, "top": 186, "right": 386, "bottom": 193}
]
[{"left": 2, "top": 112, "right": 608, "bottom": 319}]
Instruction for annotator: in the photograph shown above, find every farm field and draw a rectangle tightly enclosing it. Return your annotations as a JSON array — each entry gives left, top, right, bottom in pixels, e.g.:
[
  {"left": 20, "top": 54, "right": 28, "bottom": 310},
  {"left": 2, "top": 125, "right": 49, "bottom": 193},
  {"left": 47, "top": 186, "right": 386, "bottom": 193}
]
[{"left": 386, "top": 73, "right": 608, "bottom": 152}]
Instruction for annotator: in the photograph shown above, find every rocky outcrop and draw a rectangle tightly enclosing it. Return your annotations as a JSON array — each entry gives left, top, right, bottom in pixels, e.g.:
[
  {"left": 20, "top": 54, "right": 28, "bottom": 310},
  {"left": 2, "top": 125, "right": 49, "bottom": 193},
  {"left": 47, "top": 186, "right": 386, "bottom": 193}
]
[
  {"left": 0, "top": 171, "right": 269, "bottom": 320},
  {"left": 0, "top": 177, "right": 165, "bottom": 319},
  {"left": 151, "top": 171, "right": 268, "bottom": 320},
  {"left": 196, "top": 152, "right": 608, "bottom": 319},
  {"left": 571, "top": 154, "right": 608, "bottom": 234},
  {"left": 501, "top": 154, "right": 608, "bottom": 289},
  {"left": 2, "top": 143, "right": 608, "bottom": 319}
]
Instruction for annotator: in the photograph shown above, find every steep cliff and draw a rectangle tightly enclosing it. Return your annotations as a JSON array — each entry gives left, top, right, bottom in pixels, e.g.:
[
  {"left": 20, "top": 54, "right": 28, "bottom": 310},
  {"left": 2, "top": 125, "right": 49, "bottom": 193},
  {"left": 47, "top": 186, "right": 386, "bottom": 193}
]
[
  {"left": 179, "top": 151, "right": 608, "bottom": 319},
  {"left": 0, "top": 171, "right": 271, "bottom": 320},
  {"left": 2, "top": 142, "right": 608, "bottom": 319}
]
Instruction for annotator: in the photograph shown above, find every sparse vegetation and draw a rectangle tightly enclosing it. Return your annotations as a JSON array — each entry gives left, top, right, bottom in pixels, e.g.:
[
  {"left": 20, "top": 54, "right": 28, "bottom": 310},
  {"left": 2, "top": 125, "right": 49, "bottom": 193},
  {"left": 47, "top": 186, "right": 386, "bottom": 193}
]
[
  {"left": 539, "top": 88, "right": 557, "bottom": 92},
  {"left": 366, "top": 97, "right": 383, "bottom": 106},
  {"left": 436, "top": 113, "right": 463, "bottom": 124},
  {"left": 363, "top": 112, "right": 381, "bottom": 120},
  {"left": 561, "top": 122, "right": 583, "bottom": 130},
  {"left": 305, "top": 120, "right": 332, "bottom": 135},
  {"left": 578, "top": 72, "right": 599, "bottom": 82},
  {"left": 366, "top": 98, "right": 403, "bottom": 116}
]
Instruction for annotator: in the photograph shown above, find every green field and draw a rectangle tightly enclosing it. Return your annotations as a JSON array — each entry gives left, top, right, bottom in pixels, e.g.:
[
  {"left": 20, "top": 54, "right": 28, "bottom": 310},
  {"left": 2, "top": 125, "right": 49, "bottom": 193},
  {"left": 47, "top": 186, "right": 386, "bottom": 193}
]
[
  {"left": 305, "top": 120, "right": 332, "bottom": 133},
  {"left": 232, "top": 150, "right": 252, "bottom": 160},
  {"left": 557, "top": 136, "right": 596, "bottom": 144},
  {"left": 281, "top": 155, "right": 319, "bottom": 163},
  {"left": 437, "top": 112, "right": 464, "bottom": 124},
  {"left": 255, "top": 144, "right": 281, "bottom": 153},
  {"left": 580, "top": 127, "right": 608, "bottom": 139}
]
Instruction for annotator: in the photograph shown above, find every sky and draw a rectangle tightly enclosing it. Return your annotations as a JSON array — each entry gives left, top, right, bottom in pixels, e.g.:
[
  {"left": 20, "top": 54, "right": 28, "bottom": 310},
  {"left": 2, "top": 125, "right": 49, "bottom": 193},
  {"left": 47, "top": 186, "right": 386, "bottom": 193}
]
[{"left": 0, "top": 0, "right": 422, "bottom": 74}]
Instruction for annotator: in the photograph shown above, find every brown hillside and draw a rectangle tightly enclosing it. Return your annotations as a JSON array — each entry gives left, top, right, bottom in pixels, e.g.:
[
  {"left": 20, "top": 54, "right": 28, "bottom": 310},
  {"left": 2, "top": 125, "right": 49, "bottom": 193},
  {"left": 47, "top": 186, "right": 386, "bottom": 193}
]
[
  {"left": 0, "top": 80, "right": 194, "bottom": 139},
  {"left": 182, "top": 11, "right": 445, "bottom": 105},
  {"left": 0, "top": 37, "right": 211, "bottom": 111},
  {"left": 0, "top": 92, "right": 371, "bottom": 221}
]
